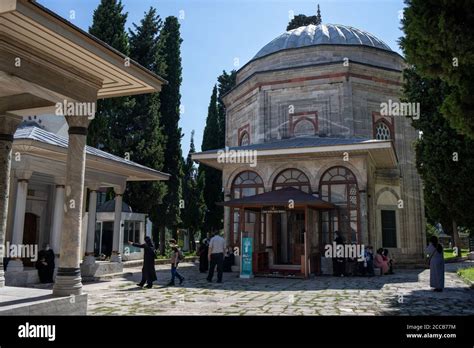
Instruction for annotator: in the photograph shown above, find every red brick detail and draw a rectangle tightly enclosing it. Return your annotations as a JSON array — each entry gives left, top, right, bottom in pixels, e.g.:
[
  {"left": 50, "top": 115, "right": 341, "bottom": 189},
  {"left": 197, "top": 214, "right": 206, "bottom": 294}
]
[
  {"left": 238, "top": 123, "right": 250, "bottom": 145},
  {"left": 289, "top": 111, "right": 318, "bottom": 136},
  {"left": 233, "top": 72, "right": 402, "bottom": 103}
]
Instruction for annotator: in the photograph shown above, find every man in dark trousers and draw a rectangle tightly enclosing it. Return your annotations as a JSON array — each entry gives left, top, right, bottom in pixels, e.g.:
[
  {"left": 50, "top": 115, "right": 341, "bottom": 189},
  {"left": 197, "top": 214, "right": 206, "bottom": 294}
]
[
  {"left": 207, "top": 232, "right": 225, "bottom": 283},
  {"left": 36, "top": 243, "right": 55, "bottom": 283}
]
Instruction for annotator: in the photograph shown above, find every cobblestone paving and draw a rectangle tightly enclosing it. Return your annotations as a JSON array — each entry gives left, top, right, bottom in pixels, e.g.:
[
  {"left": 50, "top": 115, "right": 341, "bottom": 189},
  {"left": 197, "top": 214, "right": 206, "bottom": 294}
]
[{"left": 84, "top": 262, "right": 473, "bottom": 316}]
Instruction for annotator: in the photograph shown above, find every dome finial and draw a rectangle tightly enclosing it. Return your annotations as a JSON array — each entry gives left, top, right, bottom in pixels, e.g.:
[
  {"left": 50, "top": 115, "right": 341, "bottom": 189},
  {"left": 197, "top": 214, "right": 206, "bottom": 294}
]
[{"left": 316, "top": 4, "right": 322, "bottom": 25}]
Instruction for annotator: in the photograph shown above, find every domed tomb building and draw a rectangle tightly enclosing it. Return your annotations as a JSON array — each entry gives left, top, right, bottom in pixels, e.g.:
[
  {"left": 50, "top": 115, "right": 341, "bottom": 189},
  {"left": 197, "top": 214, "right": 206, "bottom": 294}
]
[{"left": 193, "top": 24, "right": 425, "bottom": 276}]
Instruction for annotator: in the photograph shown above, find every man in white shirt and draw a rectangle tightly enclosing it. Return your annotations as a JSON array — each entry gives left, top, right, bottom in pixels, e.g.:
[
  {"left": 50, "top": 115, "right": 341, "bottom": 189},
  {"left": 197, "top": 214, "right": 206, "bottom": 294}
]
[{"left": 207, "top": 232, "right": 225, "bottom": 283}]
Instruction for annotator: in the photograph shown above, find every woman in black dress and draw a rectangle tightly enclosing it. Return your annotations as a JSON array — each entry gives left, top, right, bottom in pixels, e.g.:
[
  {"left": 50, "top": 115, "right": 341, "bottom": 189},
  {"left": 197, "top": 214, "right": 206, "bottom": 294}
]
[
  {"left": 198, "top": 238, "right": 209, "bottom": 273},
  {"left": 129, "top": 236, "right": 157, "bottom": 288}
]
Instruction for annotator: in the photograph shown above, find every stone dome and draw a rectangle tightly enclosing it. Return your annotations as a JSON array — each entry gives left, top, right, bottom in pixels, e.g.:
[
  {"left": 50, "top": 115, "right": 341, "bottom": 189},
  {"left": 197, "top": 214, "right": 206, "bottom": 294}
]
[{"left": 253, "top": 24, "right": 392, "bottom": 61}]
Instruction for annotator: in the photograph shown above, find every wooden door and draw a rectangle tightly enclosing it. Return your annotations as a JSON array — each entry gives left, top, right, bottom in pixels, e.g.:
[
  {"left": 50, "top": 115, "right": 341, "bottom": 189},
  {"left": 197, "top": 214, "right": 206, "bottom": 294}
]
[
  {"left": 23, "top": 213, "right": 37, "bottom": 267},
  {"left": 289, "top": 211, "right": 305, "bottom": 265}
]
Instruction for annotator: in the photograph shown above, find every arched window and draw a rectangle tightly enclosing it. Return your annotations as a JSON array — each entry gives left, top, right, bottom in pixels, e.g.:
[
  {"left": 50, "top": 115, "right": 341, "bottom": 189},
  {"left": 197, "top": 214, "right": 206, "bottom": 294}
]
[
  {"left": 319, "top": 166, "right": 360, "bottom": 244},
  {"left": 239, "top": 131, "right": 250, "bottom": 146},
  {"left": 273, "top": 168, "right": 311, "bottom": 193},
  {"left": 293, "top": 119, "right": 316, "bottom": 137},
  {"left": 374, "top": 120, "right": 391, "bottom": 140},
  {"left": 231, "top": 171, "right": 264, "bottom": 246}
]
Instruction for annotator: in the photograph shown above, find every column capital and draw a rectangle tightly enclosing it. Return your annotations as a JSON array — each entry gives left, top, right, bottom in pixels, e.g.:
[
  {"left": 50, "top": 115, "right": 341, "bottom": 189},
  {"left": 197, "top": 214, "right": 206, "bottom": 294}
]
[
  {"left": 54, "top": 177, "right": 66, "bottom": 187},
  {"left": 65, "top": 115, "right": 91, "bottom": 129},
  {"left": 113, "top": 185, "right": 126, "bottom": 196},
  {"left": 0, "top": 114, "right": 22, "bottom": 135},
  {"left": 87, "top": 183, "right": 101, "bottom": 192},
  {"left": 15, "top": 170, "right": 32, "bottom": 181}
]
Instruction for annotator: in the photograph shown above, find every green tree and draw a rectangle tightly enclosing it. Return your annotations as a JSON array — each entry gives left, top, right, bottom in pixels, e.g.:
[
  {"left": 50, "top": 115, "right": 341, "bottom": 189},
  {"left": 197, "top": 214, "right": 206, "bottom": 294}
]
[
  {"left": 404, "top": 68, "right": 474, "bottom": 255},
  {"left": 125, "top": 7, "right": 167, "bottom": 247},
  {"left": 157, "top": 16, "right": 184, "bottom": 253},
  {"left": 181, "top": 131, "right": 205, "bottom": 250},
  {"left": 88, "top": 0, "right": 133, "bottom": 153},
  {"left": 287, "top": 4, "right": 322, "bottom": 31},
  {"left": 400, "top": 0, "right": 474, "bottom": 137},
  {"left": 217, "top": 70, "right": 237, "bottom": 148},
  {"left": 199, "top": 86, "right": 222, "bottom": 234}
]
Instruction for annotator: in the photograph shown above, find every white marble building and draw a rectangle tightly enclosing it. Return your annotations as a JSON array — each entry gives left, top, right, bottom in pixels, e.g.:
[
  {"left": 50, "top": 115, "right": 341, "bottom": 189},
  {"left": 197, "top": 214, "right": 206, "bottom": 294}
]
[
  {"left": 193, "top": 24, "right": 425, "bottom": 276},
  {"left": 4, "top": 115, "right": 168, "bottom": 285}
]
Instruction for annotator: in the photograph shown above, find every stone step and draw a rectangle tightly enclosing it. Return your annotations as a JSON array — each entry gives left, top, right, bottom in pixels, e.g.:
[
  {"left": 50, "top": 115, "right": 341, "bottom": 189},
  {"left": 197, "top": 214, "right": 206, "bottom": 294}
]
[{"left": 82, "top": 271, "right": 133, "bottom": 283}]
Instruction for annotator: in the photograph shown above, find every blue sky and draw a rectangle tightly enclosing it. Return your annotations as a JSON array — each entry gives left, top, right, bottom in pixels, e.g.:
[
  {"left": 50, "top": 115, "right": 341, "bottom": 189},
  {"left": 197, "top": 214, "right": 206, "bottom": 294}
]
[{"left": 39, "top": 0, "right": 405, "bottom": 155}]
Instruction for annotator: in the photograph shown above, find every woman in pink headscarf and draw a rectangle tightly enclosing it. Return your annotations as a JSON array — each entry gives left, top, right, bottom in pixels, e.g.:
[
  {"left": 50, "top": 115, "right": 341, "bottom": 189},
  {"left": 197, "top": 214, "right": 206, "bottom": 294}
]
[{"left": 374, "top": 248, "right": 389, "bottom": 275}]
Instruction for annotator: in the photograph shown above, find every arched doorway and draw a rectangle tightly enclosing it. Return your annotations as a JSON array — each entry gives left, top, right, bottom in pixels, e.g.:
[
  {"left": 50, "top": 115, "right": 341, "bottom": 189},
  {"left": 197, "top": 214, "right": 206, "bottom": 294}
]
[
  {"left": 272, "top": 169, "right": 311, "bottom": 264},
  {"left": 319, "top": 166, "right": 360, "bottom": 245},
  {"left": 230, "top": 171, "right": 264, "bottom": 248}
]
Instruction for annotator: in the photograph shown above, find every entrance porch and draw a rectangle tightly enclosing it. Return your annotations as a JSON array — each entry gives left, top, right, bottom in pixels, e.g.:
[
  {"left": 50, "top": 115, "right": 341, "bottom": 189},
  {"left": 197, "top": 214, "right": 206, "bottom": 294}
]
[{"left": 223, "top": 187, "right": 335, "bottom": 278}]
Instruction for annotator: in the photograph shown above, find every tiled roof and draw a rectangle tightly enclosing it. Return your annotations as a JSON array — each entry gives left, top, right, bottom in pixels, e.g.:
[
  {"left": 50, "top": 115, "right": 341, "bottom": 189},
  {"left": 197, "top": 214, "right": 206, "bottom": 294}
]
[
  {"left": 14, "top": 126, "right": 169, "bottom": 177},
  {"left": 199, "top": 135, "right": 382, "bottom": 154}
]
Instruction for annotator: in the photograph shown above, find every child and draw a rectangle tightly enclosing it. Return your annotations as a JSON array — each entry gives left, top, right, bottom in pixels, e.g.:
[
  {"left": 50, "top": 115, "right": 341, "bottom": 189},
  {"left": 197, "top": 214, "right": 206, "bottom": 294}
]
[
  {"left": 167, "top": 240, "right": 184, "bottom": 286},
  {"left": 363, "top": 246, "right": 375, "bottom": 276}
]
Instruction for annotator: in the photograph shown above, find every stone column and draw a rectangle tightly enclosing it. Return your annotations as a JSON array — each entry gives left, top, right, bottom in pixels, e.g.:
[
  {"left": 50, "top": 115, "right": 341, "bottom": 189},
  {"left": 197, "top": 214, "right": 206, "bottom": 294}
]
[
  {"left": 111, "top": 187, "right": 124, "bottom": 262},
  {"left": 359, "top": 190, "right": 369, "bottom": 246},
  {"left": 0, "top": 114, "right": 22, "bottom": 287},
  {"left": 83, "top": 186, "right": 99, "bottom": 264},
  {"left": 50, "top": 179, "right": 65, "bottom": 257},
  {"left": 223, "top": 190, "right": 231, "bottom": 247},
  {"left": 53, "top": 116, "right": 90, "bottom": 297},
  {"left": 8, "top": 172, "right": 32, "bottom": 272}
]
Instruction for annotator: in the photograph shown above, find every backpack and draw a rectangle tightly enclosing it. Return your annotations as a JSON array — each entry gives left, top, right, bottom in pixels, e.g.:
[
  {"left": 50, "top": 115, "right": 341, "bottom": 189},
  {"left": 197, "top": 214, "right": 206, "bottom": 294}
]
[{"left": 177, "top": 249, "right": 185, "bottom": 262}]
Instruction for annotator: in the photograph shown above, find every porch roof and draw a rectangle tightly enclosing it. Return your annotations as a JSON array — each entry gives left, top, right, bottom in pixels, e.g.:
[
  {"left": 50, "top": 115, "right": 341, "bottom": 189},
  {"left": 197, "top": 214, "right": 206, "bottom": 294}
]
[
  {"left": 220, "top": 187, "right": 335, "bottom": 210},
  {"left": 0, "top": 0, "right": 167, "bottom": 118},
  {"left": 14, "top": 126, "right": 170, "bottom": 182},
  {"left": 192, "top": 136, "right": 398, "bottom": 170}
]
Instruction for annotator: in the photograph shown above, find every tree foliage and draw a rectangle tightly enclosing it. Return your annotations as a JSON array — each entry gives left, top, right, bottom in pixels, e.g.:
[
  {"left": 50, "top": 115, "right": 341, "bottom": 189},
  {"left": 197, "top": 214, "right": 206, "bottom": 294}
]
[
  {"left": 404, "top": 68, "right": 474, "bottom": 251},
  {"left": 125, "top": 7, "right": 167, "bottom": 246},
  {"left": 181, "top": 131, "right": 205, "bottom": 249},
  {"left": 88, "top": 0, "right": 133, "bottom": 152},
  {"left": 157, "top": 16, "right": 184, "bottom": 244},
  {"left": 287, "top": 4, "right": 322, "bottom": 31},
  {"left": 400, "top": 0, "right": 474, "bottom": 137}
]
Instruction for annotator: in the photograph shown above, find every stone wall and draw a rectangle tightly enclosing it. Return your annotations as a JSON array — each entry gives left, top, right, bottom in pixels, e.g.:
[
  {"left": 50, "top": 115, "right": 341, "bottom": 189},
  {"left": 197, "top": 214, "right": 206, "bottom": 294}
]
[{"left": 222, "top": 43, "right": 425, "bottom": 263}]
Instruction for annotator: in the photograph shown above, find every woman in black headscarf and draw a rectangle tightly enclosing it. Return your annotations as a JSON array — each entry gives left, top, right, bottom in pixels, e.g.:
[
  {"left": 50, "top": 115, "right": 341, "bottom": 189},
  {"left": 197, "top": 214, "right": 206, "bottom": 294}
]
[
  {"left": 197, "top": 238, "right": 209, "bottom": 273},
  {"left": 129, "top": 236, "right": 157, "bottom": 288}
]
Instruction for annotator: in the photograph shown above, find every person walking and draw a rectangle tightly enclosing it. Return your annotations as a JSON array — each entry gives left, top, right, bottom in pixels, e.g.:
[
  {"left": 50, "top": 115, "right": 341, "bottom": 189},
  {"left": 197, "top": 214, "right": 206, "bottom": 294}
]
[
  {"left": 167, "top": 240, "right": 184, "bottom": 286},
  {"left": 198, "top": 238, "right": 209, "bottom": 273},
  {"left": 129, "top": 236, "right": 157, "bottom": 289},
  {"left": 425, "top": 236, "right": 445, "bottom": 292},
  {"left": 207, "top": 232, "right": 225, "bottom": 283}
]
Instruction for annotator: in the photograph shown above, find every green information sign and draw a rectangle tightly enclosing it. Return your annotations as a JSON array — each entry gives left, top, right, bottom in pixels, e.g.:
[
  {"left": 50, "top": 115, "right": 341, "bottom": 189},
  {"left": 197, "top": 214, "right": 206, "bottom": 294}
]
[{"left": 240, "top": 236, "right": 253, "bottom": 278}]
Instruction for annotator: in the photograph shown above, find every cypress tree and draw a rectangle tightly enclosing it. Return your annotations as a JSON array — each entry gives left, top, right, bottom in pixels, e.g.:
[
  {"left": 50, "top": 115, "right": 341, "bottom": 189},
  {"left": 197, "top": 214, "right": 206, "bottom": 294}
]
[
  {"left": 126, "top": 7, "right": 167, "bottom": 247},
  {"left": 88, "top": 0, "right": 133, "bottom": 153},
  {"left": 199, "top": 86, "right": 222, "bottom": 234},
  {"left": 182, "top": 131, "right": 205, "bottom": 250},
  {"left": 217, "top": 70, "right": 237, "bottom": 148},
  {"left": 157, "top": 16, "right": 184, "bottom": 252}
]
